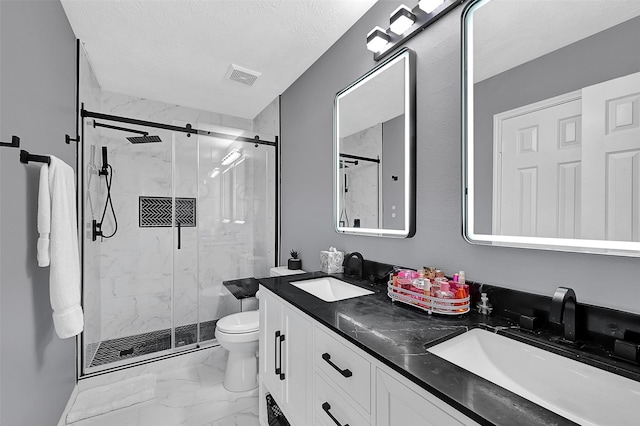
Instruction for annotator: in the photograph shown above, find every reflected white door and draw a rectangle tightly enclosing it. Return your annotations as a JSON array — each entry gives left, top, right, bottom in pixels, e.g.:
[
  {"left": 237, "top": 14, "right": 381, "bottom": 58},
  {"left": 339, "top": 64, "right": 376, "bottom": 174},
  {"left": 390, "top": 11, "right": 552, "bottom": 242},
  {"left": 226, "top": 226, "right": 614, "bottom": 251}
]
[
  {"left": 582, "top": 71, "right": 640, "bottom": 241},
  {"left": 496, "top": 95, "right": 582, "bottom": 238}
]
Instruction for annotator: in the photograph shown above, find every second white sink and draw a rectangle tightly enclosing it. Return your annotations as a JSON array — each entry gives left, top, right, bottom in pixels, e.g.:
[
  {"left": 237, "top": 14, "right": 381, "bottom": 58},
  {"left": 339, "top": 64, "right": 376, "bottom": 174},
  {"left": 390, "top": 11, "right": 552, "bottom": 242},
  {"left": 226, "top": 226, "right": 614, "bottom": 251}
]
[
  {"left": 427, "top": 328, "right": 640, "bottom": 426},
  {"left": 290, "top": 277, "right": 374, "bottom": 302}
]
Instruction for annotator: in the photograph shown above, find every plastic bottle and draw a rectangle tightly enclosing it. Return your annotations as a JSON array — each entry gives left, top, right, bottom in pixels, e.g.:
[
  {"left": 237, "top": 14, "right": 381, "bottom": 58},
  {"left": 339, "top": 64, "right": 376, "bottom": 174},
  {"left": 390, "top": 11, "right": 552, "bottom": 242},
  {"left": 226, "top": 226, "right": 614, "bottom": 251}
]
[
  {"left": 410, "top": 278, "right": 425, "bottom": 304},
  {"left": 435, "top": 281, "right": 455, "bottom": 313},
  {"left": 430, "top": 277, "right": 444, "bottom": 297},
  {"left": 437, "top": 282, "right": 454, "bottom": 299}
]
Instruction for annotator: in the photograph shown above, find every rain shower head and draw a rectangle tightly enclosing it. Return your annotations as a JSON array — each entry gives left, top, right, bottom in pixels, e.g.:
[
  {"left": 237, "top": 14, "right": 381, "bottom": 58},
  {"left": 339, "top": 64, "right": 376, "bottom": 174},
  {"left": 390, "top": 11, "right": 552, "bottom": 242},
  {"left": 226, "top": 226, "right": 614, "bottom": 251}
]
[
  {"left": 126, "top": 135, "right": 162, "bottom": 144},
  {"left": 93, "top": 120, "right": 162, "bottom": 144}
]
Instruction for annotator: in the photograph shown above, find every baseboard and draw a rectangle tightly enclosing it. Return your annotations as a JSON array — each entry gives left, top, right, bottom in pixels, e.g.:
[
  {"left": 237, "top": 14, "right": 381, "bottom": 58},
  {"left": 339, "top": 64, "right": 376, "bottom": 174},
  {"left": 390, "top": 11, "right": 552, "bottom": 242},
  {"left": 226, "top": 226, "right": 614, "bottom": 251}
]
[{"left": 57, "top": 384, "right": 78, "bottom": 426}]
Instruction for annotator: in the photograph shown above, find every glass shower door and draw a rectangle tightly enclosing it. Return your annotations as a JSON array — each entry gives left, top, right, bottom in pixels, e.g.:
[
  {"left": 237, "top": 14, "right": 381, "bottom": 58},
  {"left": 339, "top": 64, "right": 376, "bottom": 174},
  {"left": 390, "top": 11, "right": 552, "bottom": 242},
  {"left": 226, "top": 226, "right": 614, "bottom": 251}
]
[
  {"left": 172, "top": 126, "right": 200, "bottom": 348},
  {"left": 196, "top": 125, "right": 276, "bottom": 342},
  {"left": 81, "top": 113, "right": 277, "bottom": 374}
]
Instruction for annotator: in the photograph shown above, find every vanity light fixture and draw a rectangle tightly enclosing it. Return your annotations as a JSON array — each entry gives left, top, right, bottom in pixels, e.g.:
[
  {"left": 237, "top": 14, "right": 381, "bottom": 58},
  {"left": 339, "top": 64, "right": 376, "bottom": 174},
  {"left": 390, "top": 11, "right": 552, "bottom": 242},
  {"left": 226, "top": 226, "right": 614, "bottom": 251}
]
[
  {"left": 368, "top": 0, "right": 465, "bottom": 61},
  {"left": 221, "top": 149, "right": 241, "bottom": 166},
  {"left": 418, "top": 0, "right": 445, "bottom": 13},
  {"left": 366, "top": 26, "right": 391, "bottom": 53},
  {"left": 389, "top": 5, "right": 416, "bottom": 35}
]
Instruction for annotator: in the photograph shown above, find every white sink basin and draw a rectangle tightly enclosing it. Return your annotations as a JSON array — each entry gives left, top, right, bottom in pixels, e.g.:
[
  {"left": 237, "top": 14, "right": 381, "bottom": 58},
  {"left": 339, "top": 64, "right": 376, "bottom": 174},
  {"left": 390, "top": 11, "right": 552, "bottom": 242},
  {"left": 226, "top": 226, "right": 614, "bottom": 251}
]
[
  {"left": 428, "top": 328, "right": 640, "bottom": 426},
  {"left": 290, "top": 277, "right": 374, "bottom": 302}
]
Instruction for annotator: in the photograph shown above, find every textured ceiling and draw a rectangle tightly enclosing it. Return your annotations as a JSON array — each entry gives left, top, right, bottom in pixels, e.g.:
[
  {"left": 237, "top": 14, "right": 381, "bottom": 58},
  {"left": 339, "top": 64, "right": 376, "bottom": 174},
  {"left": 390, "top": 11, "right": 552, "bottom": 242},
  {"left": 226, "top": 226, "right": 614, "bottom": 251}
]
[
  {"left": 61, "top": 0, "right": 378, "bottom": 119},
  {"left": 473, "top": 0, "right": 640, "bottom": 82}
]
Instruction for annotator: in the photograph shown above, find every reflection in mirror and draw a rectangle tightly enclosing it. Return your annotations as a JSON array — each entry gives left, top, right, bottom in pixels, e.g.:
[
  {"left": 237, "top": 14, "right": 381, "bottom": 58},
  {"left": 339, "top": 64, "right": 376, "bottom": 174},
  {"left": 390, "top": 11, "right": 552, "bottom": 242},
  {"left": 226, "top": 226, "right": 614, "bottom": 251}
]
[
  {"left": 463, "top": 0, "right": 640, "bottom": 255},
  {"left": 335, "top": 48, "right": 415, "bottom": 238}
]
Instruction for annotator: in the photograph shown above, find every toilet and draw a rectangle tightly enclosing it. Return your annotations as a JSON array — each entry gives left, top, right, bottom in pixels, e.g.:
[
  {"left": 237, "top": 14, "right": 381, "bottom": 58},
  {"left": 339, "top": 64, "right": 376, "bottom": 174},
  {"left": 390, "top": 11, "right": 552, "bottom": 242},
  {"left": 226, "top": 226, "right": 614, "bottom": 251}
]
[
  {"left": 216, "top": 268, "right": 305, "bottom": 392},
  {"left": 215, "top": 310, "right": 259, "bottom": 392}
]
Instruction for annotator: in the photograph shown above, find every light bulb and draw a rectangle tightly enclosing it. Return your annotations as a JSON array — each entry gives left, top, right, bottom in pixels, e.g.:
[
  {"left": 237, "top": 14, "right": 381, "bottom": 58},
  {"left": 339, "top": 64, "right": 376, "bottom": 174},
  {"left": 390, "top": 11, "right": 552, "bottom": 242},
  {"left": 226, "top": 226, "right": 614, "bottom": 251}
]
[
  {"left": 419, "top": 0, "right": 444, "bottom": 14},
  {"left": 221, "top": 149, "right": 241, "bottom": 166},
  {"left": 366, "top": 26, "right": 390, "bottom": 53},
  {"left": 389, "top": 5, "right": 415, "bottom": 35}
]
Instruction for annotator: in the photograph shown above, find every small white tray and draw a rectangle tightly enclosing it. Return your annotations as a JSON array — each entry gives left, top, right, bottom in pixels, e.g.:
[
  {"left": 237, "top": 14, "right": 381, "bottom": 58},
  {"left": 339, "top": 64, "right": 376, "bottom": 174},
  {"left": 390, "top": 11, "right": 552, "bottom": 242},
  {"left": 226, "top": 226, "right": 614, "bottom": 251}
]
[{"left": 387, "top": 282, "right": 470, "bottom": 315}]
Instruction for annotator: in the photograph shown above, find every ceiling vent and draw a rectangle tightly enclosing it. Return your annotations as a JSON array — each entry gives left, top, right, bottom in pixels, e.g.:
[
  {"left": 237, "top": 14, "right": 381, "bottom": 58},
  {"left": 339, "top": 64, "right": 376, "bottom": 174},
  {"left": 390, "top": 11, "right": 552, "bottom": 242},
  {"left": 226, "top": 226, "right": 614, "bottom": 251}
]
[{"left": 226, "top": 64, "right": 261, "bottom": 87}]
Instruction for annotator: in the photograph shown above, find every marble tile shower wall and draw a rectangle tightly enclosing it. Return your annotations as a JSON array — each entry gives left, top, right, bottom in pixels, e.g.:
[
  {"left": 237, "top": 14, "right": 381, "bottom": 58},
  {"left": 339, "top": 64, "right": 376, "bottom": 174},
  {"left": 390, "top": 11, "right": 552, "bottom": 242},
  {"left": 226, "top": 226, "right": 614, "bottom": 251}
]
[
  {"left": 96, "top": 120, "right": 174, "bottom": 341},
  {"left": 341, "top": 124, "right": 382, "bottom": 228},
  {"left": 87, "top": 91, "right": 273, "bottom": 342}
]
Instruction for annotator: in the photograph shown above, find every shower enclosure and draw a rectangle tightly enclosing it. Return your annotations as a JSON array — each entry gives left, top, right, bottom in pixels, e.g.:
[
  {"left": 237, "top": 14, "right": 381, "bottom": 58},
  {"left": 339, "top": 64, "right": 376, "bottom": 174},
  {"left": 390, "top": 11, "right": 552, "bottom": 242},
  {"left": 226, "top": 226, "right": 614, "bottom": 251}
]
[{"left": 80, "top": 109, "right": 276, "bottom": 375}]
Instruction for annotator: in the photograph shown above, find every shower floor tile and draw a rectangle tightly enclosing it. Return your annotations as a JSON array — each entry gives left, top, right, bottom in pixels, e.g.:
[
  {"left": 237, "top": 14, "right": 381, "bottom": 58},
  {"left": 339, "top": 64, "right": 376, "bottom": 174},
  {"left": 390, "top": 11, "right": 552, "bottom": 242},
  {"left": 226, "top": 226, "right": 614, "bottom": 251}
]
[
  {"left": 70, "top": 356, "right": 258, "bottom": 426},
  {"left": 88, "top": 320, "right": 218, "bottom": 368}
]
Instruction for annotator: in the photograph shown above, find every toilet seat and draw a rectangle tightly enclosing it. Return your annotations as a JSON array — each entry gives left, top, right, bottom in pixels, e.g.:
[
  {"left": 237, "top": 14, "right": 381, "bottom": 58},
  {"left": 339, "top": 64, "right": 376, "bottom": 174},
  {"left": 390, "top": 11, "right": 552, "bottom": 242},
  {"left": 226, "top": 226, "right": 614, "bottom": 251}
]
[{"left": 216, "top": 311, "right": 259, "bottom": 334}]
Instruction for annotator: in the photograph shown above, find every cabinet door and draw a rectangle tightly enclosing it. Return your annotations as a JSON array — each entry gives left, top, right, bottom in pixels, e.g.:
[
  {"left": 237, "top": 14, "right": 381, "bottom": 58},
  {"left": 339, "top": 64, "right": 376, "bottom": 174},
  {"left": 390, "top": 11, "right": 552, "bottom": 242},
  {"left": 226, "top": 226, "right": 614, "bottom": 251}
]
[
  {"left": 376, "top": 369, "right": 469, "bottom": 426},
  {"left": 259, "top": 288, "right": 283, "bottom": 402},
  {"left": 282, "top": 304, "right": 312, "bottom": 426}
]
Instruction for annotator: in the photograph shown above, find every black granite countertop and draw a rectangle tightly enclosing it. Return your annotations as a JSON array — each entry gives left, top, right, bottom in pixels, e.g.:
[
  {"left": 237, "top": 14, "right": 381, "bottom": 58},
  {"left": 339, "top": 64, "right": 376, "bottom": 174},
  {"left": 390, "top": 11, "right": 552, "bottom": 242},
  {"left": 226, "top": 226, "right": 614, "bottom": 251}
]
[
  {"left": 258, "top": 271, "right": 579, "bottom": 426},
  {"left": 223, "top": 277, "right": 260, "bottom": 299}
]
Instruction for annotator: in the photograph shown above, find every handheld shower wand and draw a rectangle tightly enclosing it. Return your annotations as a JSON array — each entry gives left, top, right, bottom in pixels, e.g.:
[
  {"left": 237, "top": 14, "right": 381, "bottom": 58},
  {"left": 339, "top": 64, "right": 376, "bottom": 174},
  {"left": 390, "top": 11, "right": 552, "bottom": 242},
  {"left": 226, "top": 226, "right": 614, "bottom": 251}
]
[
  {"left": 93, "top": 146, "right": 118, "bottom": 241},
  {"left": 99, "top": 146, "right": 109, "bottom": 176}
]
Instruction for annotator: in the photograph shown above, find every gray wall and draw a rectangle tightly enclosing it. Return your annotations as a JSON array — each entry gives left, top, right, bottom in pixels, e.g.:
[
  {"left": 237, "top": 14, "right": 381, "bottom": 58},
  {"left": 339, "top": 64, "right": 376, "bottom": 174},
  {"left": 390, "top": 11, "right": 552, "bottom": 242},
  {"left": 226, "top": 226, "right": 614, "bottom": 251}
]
[
  {"left": 474, "top": 15, "right": 640, "bottom": 233},
  {"left": 280, "top": 0, "right": 640, "bottom": 315},
  {"left": 1, "top": 1, "right": 77, "bottom": 424}
]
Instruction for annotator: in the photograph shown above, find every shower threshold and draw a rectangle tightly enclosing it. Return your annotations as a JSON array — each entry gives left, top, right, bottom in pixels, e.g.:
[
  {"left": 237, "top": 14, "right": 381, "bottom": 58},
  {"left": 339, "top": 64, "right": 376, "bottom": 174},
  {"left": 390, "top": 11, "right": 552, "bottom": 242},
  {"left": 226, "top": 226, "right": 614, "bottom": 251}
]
[{"left": 86, "top": 319, "right": 218, "bottom": 368}]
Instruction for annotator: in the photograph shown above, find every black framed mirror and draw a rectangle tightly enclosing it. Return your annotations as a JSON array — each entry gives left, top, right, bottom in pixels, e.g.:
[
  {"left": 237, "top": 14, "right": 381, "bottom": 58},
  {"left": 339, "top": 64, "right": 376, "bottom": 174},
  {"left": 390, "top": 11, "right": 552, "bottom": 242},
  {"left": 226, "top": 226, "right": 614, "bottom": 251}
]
[{"left": 334, "top": 48, "right": 415, "bottom": 238}]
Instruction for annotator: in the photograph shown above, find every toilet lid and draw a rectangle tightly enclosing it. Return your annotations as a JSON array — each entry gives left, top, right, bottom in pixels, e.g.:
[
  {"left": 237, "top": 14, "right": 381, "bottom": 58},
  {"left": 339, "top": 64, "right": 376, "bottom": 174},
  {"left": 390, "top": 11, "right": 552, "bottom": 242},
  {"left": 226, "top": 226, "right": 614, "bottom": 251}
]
[{"left": 216, "top": 311, "right": 259, "bottom": 334}]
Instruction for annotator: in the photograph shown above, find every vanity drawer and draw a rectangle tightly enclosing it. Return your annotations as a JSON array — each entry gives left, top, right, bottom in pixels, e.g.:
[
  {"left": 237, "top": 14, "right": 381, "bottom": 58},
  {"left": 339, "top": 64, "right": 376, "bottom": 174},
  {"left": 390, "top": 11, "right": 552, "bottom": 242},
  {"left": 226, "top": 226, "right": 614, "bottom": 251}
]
[
  {"left": 314, "top": 327, "right": 371, "bottom": 412},
  {"left": 314, "top": 372, "right": 370, "bottom": 426}
]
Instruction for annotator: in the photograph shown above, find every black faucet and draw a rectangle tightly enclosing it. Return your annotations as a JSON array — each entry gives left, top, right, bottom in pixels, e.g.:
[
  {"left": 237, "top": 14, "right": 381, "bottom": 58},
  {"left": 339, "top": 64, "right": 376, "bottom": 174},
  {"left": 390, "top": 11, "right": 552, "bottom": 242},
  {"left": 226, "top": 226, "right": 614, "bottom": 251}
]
[
  {"left": 549, "top": 287, "right": 577, "bottom": 342},
  {"left": 342, "top": 252, "right": 364, "bottom": 279}
]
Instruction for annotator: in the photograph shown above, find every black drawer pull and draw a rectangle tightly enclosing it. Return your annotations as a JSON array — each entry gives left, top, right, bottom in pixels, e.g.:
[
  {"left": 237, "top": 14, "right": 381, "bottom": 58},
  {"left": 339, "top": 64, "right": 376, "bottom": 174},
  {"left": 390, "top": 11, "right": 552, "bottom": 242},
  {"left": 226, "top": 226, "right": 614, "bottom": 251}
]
[
  {"left": 322, "top": 402, "right": 349, "bottom": 426},
  {"left": 322, "top": 353, "right": 352, "bottom": 378},
  {"left": 279, "top": 333, "right": 286, "bottom": 380},
  {"left": 274, "top": 331, "right": 281, "bottom": 375}
]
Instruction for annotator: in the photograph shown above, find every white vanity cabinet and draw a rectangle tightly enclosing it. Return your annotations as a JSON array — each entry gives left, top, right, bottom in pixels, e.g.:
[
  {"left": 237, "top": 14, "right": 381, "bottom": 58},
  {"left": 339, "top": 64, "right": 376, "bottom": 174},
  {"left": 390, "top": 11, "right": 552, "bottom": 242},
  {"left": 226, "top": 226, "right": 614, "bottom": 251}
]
[
  {"left": 259, "top": 286, "right": 478, "bottom": 426},
  {"left": 259, "top": 287, "right": 312, "bottom": 426},
  {"left": 375, "top": 368, "right": 477, "bottom": 426},
  {"left": 312, "top": 326, "right": 373, "bottom": 426}
]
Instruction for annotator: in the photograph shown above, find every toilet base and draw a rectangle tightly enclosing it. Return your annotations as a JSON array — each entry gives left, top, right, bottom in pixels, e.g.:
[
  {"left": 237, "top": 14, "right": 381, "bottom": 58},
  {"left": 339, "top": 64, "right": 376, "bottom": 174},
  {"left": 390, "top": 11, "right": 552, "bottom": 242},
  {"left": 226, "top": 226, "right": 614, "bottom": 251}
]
[{"left": 223, "top": 350, "right": 258, "bottom": 392}]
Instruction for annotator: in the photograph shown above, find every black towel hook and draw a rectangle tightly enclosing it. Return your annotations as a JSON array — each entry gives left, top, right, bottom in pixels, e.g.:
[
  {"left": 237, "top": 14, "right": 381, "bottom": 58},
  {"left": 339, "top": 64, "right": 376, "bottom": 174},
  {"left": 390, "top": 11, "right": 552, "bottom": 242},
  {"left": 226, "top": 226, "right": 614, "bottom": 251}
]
[{"left": 0, "top": 135, "right": 20, "bottom": 148}]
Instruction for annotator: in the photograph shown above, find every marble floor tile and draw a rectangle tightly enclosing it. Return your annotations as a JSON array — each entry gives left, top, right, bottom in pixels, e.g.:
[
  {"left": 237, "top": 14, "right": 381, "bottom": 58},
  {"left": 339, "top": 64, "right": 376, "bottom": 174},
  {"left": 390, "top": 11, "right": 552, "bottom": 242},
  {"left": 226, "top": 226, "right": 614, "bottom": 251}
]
[
  {"left": 71, "top": 358, "right": 259, "bottom": 426},
  {"left": 67, "top": 374, "right": 155, "bottom": 423}
]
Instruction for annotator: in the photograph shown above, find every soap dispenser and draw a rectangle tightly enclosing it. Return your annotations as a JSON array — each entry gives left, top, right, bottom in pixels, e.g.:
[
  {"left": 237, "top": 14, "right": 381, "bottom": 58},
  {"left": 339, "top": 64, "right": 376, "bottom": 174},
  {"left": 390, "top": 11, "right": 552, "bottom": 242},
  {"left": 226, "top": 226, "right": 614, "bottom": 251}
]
[{"left": 477, "top": 293, "right": 493, "bottom": 315}]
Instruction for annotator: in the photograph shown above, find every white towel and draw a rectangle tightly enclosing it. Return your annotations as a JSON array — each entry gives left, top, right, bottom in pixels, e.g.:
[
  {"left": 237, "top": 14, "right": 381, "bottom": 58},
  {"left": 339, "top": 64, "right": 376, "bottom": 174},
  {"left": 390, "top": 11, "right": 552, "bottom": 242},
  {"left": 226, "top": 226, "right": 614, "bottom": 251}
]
[
  {"left": 37, "top": 164, "right": 51, "bottom": 266},
  {"left": 37, "top": 156, "right": 84, "bottom": 338}
]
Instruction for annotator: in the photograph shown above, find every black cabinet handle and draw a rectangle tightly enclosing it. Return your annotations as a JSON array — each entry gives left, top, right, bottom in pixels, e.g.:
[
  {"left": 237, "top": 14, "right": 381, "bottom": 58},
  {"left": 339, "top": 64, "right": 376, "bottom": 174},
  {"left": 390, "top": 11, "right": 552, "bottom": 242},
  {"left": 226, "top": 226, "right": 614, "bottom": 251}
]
[
  {"left": 322, "top": 353, "right": 352, "bottom": 378},
  {"left": 279, "top": 333, "right": 286, "bottom": 380},
  {"left": 274, "top": 331, "right": 281, "bottom": 375},
  {"left": 177, "top": 222, "right": 181, "bottom": 249},
  {"left": 322, "top": 402, "right": 349, "bottom": 426}
]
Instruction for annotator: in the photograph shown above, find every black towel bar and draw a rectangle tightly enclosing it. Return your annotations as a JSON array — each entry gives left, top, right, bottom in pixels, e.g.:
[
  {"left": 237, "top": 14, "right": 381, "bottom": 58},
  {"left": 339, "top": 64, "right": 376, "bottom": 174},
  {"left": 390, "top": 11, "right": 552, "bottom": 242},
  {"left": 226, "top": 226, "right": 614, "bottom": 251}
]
[{"left": 20, "top": 150, "right": 50, "bottom": 165}]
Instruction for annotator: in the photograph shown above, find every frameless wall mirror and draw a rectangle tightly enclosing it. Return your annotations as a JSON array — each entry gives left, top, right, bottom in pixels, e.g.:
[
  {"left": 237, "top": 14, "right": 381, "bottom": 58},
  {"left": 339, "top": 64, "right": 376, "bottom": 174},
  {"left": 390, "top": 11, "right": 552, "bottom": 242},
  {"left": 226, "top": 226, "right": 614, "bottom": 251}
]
[
  {"left": 463, "top": 0, "right": 640, "bottom": 255},
  {"left": 335, "top": 48, "right": 415, "bottom": 238}
]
